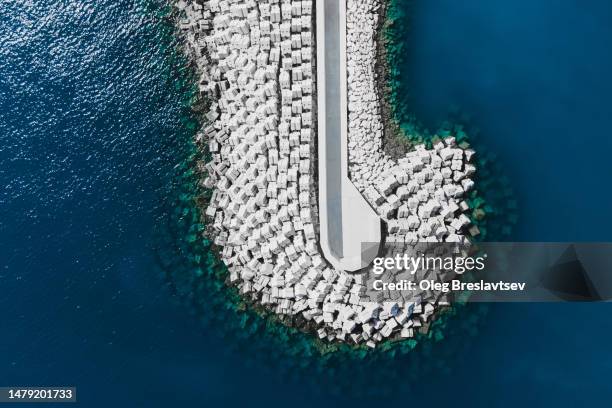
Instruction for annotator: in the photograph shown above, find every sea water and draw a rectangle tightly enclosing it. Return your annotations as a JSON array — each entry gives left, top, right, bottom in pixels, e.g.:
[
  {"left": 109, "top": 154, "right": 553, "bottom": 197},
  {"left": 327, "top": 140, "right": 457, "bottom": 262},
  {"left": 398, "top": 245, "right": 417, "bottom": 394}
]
[{"left": 1, "top": 0, "right": 611, "bottom": 407}]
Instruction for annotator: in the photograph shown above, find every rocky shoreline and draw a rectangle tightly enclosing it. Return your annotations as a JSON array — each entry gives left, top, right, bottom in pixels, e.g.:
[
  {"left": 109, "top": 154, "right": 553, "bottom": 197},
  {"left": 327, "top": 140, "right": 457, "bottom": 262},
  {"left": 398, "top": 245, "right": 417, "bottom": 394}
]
[
  {"left": 174, "top": 0, "right": 477, "bottom": 347},
  {"left": 374, "top": 0, "right": 411, "bottom": 161}
]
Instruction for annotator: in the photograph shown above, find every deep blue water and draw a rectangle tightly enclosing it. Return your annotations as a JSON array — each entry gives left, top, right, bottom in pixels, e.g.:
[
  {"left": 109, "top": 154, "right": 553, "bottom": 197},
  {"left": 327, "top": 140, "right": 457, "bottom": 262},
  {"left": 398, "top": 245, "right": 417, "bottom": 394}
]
[
  {"left": 1, "top": 0, "right": 611, "bottom": 407},
  {"left": 401, "top": 0, "right": 612, "bottom": 241}
]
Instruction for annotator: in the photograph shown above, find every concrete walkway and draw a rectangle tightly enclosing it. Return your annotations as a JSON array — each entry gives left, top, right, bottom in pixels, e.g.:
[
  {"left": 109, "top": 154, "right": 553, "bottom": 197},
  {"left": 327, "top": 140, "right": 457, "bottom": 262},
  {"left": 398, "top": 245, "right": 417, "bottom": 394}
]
[{"left": 316, "top": 0, "right": 381, "bottom": 272}]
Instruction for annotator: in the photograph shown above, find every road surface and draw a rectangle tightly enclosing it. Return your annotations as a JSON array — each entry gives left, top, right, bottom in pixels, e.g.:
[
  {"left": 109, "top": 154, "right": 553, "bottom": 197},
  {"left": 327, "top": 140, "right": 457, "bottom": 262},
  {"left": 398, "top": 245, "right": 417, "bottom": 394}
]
[{"left": 316, "top": 0, "right": 381, "bottom": 272}]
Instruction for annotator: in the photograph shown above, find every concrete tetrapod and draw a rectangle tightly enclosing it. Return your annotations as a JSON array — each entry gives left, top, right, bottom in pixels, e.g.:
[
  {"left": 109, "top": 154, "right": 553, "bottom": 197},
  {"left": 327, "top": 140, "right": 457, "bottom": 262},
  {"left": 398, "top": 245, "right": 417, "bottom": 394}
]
[{"left": 177, "top": 0, "right": 477, "bottom": 346}]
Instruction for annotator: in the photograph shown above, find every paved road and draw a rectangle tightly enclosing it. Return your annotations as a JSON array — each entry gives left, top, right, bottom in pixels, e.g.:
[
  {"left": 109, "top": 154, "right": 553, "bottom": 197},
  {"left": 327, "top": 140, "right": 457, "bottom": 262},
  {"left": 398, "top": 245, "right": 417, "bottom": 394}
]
[{"left": 316, "top": 0, "right": 381, "bottom": 272}]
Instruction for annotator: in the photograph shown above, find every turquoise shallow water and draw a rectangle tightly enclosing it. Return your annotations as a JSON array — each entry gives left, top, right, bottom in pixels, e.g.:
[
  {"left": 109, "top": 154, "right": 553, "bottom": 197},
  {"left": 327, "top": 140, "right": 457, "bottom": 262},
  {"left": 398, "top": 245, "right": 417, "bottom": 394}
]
[{"left": 1, "top": 0, "right": 612, "bottom": 406}]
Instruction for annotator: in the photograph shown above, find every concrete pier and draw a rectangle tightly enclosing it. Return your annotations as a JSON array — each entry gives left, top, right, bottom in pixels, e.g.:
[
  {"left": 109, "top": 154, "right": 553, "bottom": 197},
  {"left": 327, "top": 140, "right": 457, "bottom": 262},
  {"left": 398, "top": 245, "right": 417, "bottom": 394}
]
[
  {"left": 178, "top": 0, "right": 477, "bottom": 346},
  {"left": 316, "top": 0, "right": 381, "bottom": 272}
]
